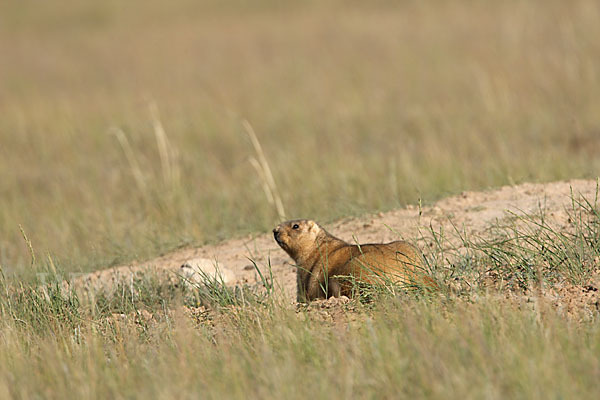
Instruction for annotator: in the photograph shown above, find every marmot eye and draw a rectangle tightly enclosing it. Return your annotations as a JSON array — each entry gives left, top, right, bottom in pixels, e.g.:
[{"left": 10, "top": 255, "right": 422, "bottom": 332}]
[{"left": 292, "top": 224, "right": 300, "bottom": 230}]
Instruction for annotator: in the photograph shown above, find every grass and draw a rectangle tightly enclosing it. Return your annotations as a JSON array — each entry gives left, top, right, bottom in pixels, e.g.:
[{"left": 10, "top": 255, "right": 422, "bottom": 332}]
[
  {"left": 1, "top": 277, "right": 599, "bottom": 398},
  {"left": 2, "top": 0, "right": 600, "bottom": 274},
  {"left": 2, "top": 0, "right": 600, "bottom": 397},
  {"left": 0, "top": 190, "right": 599, "bottom": 398},
  {"left": 419, "top": 184, "right": 600, "bottom": 295},
  {"left": 181, "top": 258, "right": 276, "bottom": 309}
]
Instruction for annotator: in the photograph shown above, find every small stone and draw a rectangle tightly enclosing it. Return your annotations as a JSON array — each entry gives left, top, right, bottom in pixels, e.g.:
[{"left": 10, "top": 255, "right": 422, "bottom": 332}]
[{"left": 180, "top": 258, "right": 234, "bottom": 286}]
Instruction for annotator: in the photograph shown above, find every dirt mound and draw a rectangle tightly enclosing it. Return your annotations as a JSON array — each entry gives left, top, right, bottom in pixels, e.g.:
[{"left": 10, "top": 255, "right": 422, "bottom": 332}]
[{"left": 73, "top": 179, "right": 598, "bottom": 302}]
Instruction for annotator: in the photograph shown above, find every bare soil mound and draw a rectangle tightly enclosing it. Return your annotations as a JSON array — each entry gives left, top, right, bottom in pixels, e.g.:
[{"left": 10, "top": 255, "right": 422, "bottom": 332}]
[{"left": 73, "top": 179, "right": 599, "bottom": 306}]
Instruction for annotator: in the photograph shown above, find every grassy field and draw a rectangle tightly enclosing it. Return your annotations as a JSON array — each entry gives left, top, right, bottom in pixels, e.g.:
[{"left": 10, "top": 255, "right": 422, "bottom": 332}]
[
  {"left": 1, "top": 196, "right": 599, "bottom": 399},
  {"left": 2, "top": 289, "right": 600, "bottom": 399},
  {"left": 1, "top": 1, "right": 600, "bottom": 398},
  {"left": 1, "top": 0, "right": 600, "bottom": 274}
]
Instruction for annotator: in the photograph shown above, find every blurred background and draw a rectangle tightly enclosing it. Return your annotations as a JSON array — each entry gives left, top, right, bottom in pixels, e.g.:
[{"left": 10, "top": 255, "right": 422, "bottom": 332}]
[{"left": 1, "top": 0, "right": 599, "bottom": 275}]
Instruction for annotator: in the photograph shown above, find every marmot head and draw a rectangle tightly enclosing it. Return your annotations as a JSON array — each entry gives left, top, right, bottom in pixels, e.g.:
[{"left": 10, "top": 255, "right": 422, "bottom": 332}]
[{"left": 273, "top": 219, "right": 322, "bottom": 261}]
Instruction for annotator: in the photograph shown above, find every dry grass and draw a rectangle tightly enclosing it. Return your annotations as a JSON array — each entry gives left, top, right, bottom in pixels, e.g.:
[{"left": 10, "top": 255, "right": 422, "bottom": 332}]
[
  {"left": 1, "top": 278, "right": 599, "bottom": 399},
  {"left": 1, "top": 3, "right": 600, "bottom": 395},
  {"left": 0, "top": 187, "right": 599, "bottom": 398},
  {"left": 0, "top": 0, "right": 600, "bottom": 271},
  {"left": 1, "top": 0, "right": 599, "bottom": 274}
]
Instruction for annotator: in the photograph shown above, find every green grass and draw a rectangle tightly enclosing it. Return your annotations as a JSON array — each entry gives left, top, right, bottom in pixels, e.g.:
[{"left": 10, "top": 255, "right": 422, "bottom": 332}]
[
  {"left": 2, "top": 0, "right": 600, "bottom": 274},
  {"left": 1, "top": 190, "right": 599, "bottom": 398},
  {"left": 1, "top": 279, "right": 599, "bottom": 399},
  {"left": 1, "top": 1, "right": 600, "bottom": 397},
  {"left": 419, "top": 185, "right": 600, "bottom": 295}
]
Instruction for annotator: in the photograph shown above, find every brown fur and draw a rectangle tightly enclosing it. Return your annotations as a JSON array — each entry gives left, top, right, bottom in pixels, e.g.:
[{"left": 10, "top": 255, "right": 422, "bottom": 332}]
[{"left": 273, "top": 219, "right": 436, "bottom": 302}]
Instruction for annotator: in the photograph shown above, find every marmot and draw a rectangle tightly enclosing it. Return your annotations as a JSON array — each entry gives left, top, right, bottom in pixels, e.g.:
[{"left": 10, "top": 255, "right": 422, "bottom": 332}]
[{"left": 273, "top": 219, "right": 436, "bottom": 302}]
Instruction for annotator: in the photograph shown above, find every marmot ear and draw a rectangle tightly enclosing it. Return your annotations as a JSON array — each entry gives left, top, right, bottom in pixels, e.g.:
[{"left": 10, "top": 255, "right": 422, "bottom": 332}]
[{"left": 308, "top": 220, "right": 317, "bottom": 232}]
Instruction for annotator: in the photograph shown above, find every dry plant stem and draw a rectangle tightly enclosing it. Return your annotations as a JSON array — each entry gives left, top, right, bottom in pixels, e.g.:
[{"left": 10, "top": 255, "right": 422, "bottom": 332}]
[
  {"left": 149, "top": 101, "right": 180, "bottom": 188},
  {"left": 243, "top": 119, "right": 286, "bottom": 220},
  {"left": 19, "top": 224, "right": 36, "bottom": 267},
  {"left": 111, "top": 127, "right": 147, "bottom": 193}
]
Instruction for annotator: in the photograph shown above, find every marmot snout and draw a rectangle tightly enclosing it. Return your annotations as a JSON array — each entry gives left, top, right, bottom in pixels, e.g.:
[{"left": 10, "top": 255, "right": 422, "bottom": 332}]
[{"left": 273, "top": 220, "right": 322, "bottom": 263}]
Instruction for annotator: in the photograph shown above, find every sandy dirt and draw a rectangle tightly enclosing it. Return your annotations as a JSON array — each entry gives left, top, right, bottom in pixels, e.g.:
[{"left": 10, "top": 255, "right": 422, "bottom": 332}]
[{"left": 72, "top": 179, "right": 599, "bottom": 313}]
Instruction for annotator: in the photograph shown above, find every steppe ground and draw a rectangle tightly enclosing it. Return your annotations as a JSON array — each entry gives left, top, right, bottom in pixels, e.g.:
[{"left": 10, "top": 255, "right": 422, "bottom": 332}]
[{"left": 1, "top": 0, "right": 600, "bottom": 398}]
